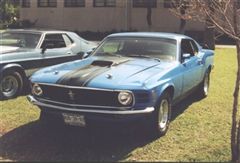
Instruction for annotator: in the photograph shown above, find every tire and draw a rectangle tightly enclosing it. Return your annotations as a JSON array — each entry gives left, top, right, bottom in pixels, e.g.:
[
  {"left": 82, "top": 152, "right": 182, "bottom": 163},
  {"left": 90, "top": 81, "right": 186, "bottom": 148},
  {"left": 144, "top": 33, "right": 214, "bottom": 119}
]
[
  {"left": 0, "top": 70, "right": 23, "bottom": 100},
  {"left": 148, "top": 92, "right": 172, "bottom": 137},
  {"left": 199, "top": 70, "right": 210, "bottom": 98}
]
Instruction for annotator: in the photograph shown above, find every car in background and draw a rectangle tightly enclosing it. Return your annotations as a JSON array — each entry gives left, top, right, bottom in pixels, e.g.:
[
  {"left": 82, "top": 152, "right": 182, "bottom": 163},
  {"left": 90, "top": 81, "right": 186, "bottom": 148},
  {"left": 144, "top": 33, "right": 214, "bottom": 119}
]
[
  {"left": 0, "top": 29, "right": 97, "bottom": 99},
  {"left": 27, "top": 32, "right": 214, "bottom": 137}
]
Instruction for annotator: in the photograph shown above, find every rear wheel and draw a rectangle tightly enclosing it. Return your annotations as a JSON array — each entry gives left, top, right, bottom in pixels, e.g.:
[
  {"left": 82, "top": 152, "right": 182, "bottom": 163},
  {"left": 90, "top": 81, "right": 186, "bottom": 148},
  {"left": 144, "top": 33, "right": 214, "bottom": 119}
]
[
  {"left": 0, "top": 70, "right": 23, "bottom": 100},
  {"left": 148, "top": 92, "right": 172, "bottom": 137}
]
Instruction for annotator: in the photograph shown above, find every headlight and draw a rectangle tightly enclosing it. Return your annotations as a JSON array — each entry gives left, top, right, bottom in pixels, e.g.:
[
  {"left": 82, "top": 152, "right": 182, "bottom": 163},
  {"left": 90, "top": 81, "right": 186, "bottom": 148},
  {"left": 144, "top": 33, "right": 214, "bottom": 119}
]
[
  {"left": 32, "top": 83, "right": 43, "bottom": 96},
  {"left": 118, "top": 91, "right": 133, "bottom": 106}
]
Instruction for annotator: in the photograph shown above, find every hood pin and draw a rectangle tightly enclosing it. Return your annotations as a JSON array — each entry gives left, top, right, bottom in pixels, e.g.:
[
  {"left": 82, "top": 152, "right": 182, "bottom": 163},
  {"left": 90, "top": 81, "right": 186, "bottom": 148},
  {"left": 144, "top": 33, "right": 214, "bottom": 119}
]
[{"left": 106, "top": 74, "right": 112, "bottom": 79}]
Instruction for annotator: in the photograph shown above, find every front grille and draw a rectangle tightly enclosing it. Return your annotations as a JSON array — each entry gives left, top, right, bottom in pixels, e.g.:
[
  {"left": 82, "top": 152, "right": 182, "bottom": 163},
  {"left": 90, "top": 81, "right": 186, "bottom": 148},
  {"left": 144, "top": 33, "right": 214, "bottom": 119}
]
[
  {"left": 134, "top": 92, "right": 150, "bottom": 104},
  {"left": 36, "top": 84, "right": 134, "bottom": 108}
]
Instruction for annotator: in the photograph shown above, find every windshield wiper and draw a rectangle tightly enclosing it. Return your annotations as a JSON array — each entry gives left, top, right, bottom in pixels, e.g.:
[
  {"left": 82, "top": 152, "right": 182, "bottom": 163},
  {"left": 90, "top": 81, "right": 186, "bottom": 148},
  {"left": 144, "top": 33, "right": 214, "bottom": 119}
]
[{"left": 128, "top": 54, "right": 161, "bottom": 62}]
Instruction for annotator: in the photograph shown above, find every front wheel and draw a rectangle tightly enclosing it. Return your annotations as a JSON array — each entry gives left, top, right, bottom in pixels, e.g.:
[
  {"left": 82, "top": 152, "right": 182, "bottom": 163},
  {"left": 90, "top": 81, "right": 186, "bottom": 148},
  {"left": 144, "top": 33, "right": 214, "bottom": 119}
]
[
  {"left": 148, "top": 92, "right": 172, "bottom": 137},
  {"left": 0, "top": 71, "right": 23, "bottom": 100}
]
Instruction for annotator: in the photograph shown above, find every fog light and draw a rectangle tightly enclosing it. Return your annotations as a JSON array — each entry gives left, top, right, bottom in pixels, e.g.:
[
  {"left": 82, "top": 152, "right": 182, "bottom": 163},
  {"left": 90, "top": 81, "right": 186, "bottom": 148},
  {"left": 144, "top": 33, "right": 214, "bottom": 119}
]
[
  {"left": 32, "top": 83, "right": 43, "bottom": 96},
  {"left": 118, "top": 91, "right": 133, "bottom": 106}
]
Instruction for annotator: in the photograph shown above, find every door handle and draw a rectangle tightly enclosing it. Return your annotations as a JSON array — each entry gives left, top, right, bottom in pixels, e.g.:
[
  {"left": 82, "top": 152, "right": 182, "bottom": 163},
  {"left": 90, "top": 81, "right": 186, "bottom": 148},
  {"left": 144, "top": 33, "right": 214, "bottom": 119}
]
[{"left": 67, "top": 52, "right": 72, "bottom": 55}]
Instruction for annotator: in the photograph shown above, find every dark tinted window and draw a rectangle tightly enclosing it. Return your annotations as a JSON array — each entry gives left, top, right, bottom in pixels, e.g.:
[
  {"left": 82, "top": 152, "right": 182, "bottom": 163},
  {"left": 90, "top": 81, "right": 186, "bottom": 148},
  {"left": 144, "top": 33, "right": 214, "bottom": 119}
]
[
  {"left": 22, "top": 0, "right": 30, "bottom": 7},
  {"left": 41, "top": 34, "right": 66, "bottom": 48},
  {"left": 133, "top": 0, "right": 157, "bottom": 8},
  {"left": 190, "top": 40, "right": 199, "bottom": 54},
  {"left": 181, "top": 39, "right": 195, "bottom": 56},
  {"left": 38, "top": 0, "right": 57, "bottom": 7},
  {"left": 64, "top": 0, "right": 85, "bottom": 7},
  {"left": 62, "top": 34, "right": 73, "bottom": 47},
  {"left": 93, "top": 0, "right": 116, "bottom": 7}
]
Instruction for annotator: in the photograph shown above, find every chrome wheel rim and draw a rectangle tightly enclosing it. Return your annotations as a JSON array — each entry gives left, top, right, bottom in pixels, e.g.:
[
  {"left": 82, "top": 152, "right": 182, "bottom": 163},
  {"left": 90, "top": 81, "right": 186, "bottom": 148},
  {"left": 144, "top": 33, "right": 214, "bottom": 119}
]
[
  {"left": 204, "top": 74, "right": 209, "bottom": 95},
  {"left": 0, "top": 75, "right": 19, "bottom": 97},
  {"left": 158, "top": 99, "right": 169, "bottom": 129}
]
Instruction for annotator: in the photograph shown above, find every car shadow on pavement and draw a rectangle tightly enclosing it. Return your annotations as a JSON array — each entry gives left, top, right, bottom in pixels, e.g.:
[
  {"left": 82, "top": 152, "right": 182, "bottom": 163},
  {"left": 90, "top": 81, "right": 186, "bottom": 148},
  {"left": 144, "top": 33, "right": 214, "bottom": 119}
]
[
  {"left": 171, "top": 93, "right": 204, "bottom": 121},
  {"left": 0, "top": 94, "right": 203, "bottom": 162},
  {"left": 0, "top": 121, "right": 158, "bottom": 161}
]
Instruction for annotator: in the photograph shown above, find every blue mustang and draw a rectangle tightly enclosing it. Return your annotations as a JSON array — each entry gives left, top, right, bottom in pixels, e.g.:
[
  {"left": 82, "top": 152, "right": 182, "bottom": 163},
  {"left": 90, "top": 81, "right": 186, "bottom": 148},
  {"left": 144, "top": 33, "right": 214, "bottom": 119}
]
[{"left": 27, "top": 32, "right": 214, "bottom": 137}]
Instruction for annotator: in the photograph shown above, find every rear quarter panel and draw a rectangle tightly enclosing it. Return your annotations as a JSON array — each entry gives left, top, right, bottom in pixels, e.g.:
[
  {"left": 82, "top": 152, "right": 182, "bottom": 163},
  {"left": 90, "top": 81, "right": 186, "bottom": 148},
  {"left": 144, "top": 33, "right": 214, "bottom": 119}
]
[{"left": 200, "top": 49, "right": 214, "bottom": 77}]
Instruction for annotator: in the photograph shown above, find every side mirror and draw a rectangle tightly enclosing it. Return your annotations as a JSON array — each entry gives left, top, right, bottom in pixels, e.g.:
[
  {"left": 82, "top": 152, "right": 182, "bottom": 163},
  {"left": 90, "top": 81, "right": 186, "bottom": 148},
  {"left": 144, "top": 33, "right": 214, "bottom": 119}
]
[
  {"left": 87, "top": 49, "right": 94, "bottom": 55},
  {"left": 77, "top": 51, "right": 89, "bottom": 59},
  {"left": 41, "top": 42, "right": 54, "bottom": 54},
  {"left": 87, "top": 47, "right": 96, "bottom": 55},
  {"left": 182, "top": 53, "right": 191, "bottom": 63}
]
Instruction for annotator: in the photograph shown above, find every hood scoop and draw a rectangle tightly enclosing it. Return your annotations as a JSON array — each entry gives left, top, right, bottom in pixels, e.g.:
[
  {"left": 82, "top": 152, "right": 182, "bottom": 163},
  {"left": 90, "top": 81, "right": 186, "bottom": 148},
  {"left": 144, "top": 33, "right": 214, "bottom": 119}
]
[
  {"left": 91, "top": 60, "right": 114, "bottom": 67},
  {"left": 91, "top": 57, "right": 131, "bottom": 67}
]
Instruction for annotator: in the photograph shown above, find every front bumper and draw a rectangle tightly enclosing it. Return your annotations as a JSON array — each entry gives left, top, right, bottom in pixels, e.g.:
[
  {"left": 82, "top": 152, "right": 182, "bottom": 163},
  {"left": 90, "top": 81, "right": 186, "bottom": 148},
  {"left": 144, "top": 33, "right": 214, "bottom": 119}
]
[{"left": 27, "top": 95, "right": 155, "bottom": 116}]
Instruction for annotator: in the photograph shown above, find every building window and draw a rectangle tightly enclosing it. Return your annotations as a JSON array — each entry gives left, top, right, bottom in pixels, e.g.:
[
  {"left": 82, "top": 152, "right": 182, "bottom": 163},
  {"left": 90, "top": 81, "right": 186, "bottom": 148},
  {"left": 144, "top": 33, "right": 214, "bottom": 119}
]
[
  {"left": 237, "top": 0, "right": 240, "bottom": 9},
  {"left": 64, "top": 0, "right": 85, "bottom": 7},
  {"left": 22, "top": 0, "right": 30, "bottom": 8},
  {"left": 11, "top": 0, "right": 20, "bottom": 6},
  {"left": 163, "top": 0, "right": 174, "bottom": 8},
  {"left": 38, "top": 0, "right": 57, "bottom": 7},
  {"left": 93, "top": 0, "right": 116, "bottom": 7},
  {"left": 133, "top": 0, "right": 157, "bottom": 8}
]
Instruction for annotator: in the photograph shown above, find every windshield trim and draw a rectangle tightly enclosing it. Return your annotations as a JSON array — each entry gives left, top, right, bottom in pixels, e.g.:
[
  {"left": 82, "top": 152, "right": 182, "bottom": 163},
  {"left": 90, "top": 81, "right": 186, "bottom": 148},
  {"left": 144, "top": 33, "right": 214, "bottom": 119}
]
[{"left": 92, "top": 36, "right": 177, "bottom": 61}]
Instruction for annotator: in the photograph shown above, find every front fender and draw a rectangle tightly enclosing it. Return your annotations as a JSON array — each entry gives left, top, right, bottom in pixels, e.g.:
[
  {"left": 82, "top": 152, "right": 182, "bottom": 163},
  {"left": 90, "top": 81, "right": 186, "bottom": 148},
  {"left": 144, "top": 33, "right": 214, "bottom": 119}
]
[{"left": 155, "top": 82, "right": 175, "bottom": 100}]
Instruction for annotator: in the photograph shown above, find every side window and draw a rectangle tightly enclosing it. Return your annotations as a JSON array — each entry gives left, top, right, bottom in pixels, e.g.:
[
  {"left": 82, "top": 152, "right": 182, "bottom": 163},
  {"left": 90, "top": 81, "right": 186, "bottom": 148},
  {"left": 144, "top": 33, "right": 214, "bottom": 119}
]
[
  {"left": 41, "top": 34, "right": 66, "bottom": 49},
  {"left": 181, "top": 39, "right": 194, "bottom": 57},
  {"left": 62, "top": 34, "right": 73, "bottom": 47},
  {"left": 190, "top": 40, "right": 199, "bottom": 54},
  {"left": 101, "top": 41, "right": 123, "bottom": 53}
]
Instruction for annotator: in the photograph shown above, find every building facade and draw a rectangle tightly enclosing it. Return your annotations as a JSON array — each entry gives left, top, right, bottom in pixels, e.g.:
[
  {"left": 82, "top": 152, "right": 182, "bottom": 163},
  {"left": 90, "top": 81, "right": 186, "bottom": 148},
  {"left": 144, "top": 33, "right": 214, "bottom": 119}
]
[{"left": 19, "top": 0, "right": 205, "bottom": 33}]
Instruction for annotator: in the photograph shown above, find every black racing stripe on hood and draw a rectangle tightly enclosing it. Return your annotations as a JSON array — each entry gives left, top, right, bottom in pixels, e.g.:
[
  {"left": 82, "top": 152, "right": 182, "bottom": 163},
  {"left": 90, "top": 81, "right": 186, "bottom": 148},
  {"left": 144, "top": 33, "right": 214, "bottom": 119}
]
[
  {"left": 56, "top": 57, "right": 131, "bottom": 87},
  {"left": 56, "top": 63, "right": 109, "bottom": 87}
]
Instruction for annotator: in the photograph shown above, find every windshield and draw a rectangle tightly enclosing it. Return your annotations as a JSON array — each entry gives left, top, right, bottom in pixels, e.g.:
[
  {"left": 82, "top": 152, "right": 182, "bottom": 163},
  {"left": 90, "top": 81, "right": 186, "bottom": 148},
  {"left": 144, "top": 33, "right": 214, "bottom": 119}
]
[
  {"left": 0, "top": 32, "right": 41, "bottom": 48},
  {"left": 93, "top": 37, "right": 177, "bottom": 61}
]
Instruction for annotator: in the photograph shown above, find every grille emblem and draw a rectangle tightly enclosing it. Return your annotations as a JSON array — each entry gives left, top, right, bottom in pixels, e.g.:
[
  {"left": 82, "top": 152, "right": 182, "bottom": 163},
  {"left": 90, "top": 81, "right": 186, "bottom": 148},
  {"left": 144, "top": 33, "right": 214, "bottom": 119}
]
[{"left": 68, "top": 90, "right": 75, "bottom": 100}]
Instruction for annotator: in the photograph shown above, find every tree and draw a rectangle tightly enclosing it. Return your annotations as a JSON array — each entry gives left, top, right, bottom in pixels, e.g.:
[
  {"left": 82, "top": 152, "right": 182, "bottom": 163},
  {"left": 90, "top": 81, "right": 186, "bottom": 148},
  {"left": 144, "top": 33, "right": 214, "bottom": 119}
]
[
  {"left": 170, "top": 0, "right": 240, "bottom": 162},
  {"left": 146, "top": 0, "right": 156, "bottom": 31},
  {"left": 176, "top": 0, "right": 188, "bottom": 33},
  {"left": 146, "top": 2, "right": 152, "bottom": 30},
  {"left": 0, "top": 0, "right": 19, "bottom": 27}
]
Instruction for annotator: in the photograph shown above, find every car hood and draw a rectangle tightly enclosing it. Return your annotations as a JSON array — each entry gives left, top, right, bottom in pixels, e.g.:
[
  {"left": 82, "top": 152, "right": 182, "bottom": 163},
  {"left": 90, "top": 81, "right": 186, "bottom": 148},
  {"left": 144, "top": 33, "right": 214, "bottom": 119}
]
[{"left": 31, "top": 56, "right": 175, "bottom": 89}]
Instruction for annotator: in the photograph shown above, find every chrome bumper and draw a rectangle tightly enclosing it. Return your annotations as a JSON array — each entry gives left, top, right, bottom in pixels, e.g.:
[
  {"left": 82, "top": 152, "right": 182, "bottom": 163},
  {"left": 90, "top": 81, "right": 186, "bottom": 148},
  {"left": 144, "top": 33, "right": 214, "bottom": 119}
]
[{"left": 27, "top": 95, "right": 154, "bottom": 115}]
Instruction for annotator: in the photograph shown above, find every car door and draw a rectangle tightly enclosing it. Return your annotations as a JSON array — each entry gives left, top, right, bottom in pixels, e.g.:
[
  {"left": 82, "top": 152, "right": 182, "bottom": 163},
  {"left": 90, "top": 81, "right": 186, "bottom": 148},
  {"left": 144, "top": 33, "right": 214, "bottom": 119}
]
[
  {"left": 181, "top": 39, "right": 202, "bottom": 93},
  {"left": 40, "top": 33, "right": 78, "bottom": 67}
]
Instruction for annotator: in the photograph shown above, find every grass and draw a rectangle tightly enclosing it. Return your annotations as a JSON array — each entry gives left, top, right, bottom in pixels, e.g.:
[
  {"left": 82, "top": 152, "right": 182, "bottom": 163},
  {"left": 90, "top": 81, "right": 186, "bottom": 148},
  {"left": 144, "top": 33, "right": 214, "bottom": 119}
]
[{"left": 0, "top": 47, "right": 238, "bottom": 161}]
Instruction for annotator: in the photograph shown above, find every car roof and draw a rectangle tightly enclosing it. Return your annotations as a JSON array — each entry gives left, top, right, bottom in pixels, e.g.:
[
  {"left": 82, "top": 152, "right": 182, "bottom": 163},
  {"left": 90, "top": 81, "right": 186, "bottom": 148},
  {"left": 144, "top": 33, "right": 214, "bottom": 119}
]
[
  {"left": 107, "top": 32, "right": 191, "bottom": 40},
  {"left": 4, "top": 29, "right": 72, "bottom": 34}
]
